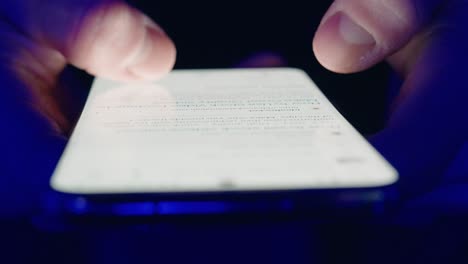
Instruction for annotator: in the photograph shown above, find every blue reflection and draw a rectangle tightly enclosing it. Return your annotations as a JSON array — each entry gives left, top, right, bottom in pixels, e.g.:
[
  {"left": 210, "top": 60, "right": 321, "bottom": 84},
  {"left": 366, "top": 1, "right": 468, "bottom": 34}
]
[{"left": 157, "top": 201, "right": 230, "bottom": 215}]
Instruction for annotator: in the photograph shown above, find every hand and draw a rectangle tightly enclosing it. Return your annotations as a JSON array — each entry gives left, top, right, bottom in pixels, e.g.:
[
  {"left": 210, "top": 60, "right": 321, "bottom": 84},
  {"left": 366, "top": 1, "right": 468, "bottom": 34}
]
[
  {"left": 0, "top": 0, "right": 176, "bottom": 216},
  {"left": 313, "top": 0, "right": 468, "bottom": 198}
]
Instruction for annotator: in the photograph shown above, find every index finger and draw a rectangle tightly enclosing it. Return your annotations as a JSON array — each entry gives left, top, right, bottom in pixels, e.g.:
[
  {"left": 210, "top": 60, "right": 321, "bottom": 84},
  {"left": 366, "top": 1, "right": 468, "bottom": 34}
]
[{"left": 0, "top": 0, "right": 176, "bottom": 81}]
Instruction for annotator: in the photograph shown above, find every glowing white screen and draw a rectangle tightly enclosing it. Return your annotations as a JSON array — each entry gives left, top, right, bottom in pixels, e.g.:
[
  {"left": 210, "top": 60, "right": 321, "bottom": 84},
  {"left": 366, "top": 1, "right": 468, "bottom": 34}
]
[{"left": 51, "top": 68, "right": 397, "bottom": 194}]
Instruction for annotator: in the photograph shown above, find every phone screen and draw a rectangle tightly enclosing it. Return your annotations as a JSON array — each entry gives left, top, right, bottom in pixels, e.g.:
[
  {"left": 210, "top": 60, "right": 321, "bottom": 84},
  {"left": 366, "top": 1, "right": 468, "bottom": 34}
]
[{"left": 51, "top": 68, "right": 397, "bottom": 194}]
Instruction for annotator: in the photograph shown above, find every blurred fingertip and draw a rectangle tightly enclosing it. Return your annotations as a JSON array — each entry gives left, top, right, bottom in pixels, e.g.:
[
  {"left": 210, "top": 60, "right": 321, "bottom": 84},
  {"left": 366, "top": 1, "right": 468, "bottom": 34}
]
[
  {"left": 313, "top": 11, "right": 377, "bottom": 73},
  {"left": 126, "top": 24, "right": 177, "bottom": 81}
]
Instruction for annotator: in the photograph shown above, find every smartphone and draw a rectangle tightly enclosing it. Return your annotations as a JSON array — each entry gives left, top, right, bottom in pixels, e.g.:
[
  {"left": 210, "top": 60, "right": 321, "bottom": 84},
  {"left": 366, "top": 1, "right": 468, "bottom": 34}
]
[{"left": 49, "top": 68, "right": 398, "bottom": 215}]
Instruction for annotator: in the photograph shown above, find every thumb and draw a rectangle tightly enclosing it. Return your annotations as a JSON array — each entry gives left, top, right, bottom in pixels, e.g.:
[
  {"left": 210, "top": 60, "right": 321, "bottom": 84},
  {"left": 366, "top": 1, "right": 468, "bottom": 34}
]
[
  {"left": 2, "top": 0, "right": 176, "bottom": 81},
  {"left": 313, "top": 0, "right": 444, "bottom": 73}
]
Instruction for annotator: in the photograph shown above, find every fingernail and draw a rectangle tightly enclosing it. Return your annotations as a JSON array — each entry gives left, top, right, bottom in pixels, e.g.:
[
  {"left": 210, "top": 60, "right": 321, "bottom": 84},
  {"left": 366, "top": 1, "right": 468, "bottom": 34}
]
[
  {"left": 313, "top": 12, "right": 376, "bottom": 72},
  {"left": 338, "top": 13, "right": 374, "bottom": 45},
  {"left": 127, "top": 25, "right": 170, "bottom": 80}
]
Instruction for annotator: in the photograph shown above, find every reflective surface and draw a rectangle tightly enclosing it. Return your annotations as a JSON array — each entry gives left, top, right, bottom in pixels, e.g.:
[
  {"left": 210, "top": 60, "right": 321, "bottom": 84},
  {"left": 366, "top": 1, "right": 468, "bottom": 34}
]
[{"left": 52, "top": 69, "right": 396, "bottom": 195}]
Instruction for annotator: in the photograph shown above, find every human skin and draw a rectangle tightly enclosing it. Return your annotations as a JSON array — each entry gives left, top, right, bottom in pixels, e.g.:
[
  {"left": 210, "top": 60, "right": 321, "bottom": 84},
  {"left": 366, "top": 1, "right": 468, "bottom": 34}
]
[
  {"left": 0, "top": 0, "right": 175, "bottom": 216},
  {"left": 313, "top": 0, "right": 468, "bottom": 197},
  {"left": 0, "top": 0, "right": 467, "bottom": 216}
]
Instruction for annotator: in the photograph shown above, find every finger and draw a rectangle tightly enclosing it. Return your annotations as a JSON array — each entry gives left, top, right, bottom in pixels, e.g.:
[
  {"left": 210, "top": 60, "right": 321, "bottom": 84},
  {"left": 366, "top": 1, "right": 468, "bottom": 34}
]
[
  {"left": 370, "top": 21, "right": 468, "bottom": 198},
  {"left": 313, "top": 0, "right": 444, "bottom": 73},
  {"left": 1, "top": 0, "right": 176, "bottom": 81}
]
